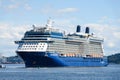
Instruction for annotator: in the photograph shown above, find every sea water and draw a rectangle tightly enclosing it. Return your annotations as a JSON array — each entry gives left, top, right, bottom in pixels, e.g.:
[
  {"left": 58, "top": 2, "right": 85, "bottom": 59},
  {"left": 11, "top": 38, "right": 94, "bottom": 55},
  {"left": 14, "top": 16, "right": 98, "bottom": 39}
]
[{"left": 0, "top": 64, "right": 120, "bottom": 80}]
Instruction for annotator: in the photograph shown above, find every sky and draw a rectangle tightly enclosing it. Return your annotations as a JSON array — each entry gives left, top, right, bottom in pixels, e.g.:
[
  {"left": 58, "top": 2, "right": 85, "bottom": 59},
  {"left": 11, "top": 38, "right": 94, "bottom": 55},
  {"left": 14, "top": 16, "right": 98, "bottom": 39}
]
[{"left": 0, "top": 0, "right": 120, "bottom": 57}]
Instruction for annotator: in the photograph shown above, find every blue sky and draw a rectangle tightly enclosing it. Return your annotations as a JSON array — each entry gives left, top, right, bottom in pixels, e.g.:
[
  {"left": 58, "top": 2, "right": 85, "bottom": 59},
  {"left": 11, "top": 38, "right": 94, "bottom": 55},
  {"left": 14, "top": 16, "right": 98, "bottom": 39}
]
[{"left": 0, "top": 0, "right": 120, "bottom": 56}]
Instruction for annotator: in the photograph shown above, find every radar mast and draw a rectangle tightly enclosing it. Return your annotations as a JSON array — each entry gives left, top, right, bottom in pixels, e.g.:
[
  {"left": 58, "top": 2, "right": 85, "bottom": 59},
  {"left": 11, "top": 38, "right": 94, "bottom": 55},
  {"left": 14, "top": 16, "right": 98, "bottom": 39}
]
[{"left": 46, "top": 18, "right": 54, "bottom": 28}]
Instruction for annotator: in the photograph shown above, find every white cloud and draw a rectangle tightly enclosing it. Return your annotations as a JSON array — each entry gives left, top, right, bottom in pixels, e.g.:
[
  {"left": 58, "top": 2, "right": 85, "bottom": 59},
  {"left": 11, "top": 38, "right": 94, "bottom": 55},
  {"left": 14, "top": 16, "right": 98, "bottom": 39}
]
[
  {"left": 0, "top": 33, "right": 13, "bottom": 39},
  {"left": 57, "top": 8, "right": 78, "bottom": 13},
  {"left": 7, "top": 3, "right": 19, "bottom": 10},
  {"left": 40, "top": 7, "right": 79, "bottom": 17},
  {"left": 0, "top": 23, "right": 30, "bottom": 38},
  {"left": 113, "top": 32, "right": 120, "bottom": 39},
  {"left": 0, "top": 23, "right": 29, "bottom": 39},
  {"left": 24, "top": 4, "right": 32, "bottom": 10},
  {"left": 0, "top": 0, "right": 32, "bottom": 12},
  {"left": 40, "top": 5, "right": 53, "bottom": 14},
  {"left": 53, "top": 18, "right": 77, "bottom": 34},
  {"left": 3, "top": 0, "right": 20, "bottom": 11},
  {"left": 0, "top": 23, "right": 31, "bottom": 56},
  {"left": 98, "top": 16, "right": 120, "bottom": 26},
  {"left": 107, "top": 42, "right": 115, "bottom": 48}
]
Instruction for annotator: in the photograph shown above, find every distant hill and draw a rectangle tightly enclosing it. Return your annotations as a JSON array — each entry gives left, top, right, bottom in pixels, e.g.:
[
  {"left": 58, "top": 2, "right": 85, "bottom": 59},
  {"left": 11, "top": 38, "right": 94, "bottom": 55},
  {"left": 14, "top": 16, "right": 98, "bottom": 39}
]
[
  {"left": 6, "top": 56, "right": 24, "bottom": 64},
  {"left": 108, "top": 53, "right": 120, "bottom": 64},
  {"left": 0, "top": 56, "right": 24, "bottom": 64}
]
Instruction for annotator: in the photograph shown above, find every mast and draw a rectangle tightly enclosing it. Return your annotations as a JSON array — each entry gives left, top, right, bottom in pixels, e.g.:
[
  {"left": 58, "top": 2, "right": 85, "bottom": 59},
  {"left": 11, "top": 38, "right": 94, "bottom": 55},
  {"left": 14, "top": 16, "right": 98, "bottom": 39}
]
[{"left": 46, "top": 18, "right": 54, "bottom": 28}]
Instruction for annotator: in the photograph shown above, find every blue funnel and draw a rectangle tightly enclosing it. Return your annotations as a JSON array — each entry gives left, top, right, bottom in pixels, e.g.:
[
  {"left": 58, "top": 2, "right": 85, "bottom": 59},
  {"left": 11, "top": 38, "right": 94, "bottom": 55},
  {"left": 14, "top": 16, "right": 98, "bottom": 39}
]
[
  {"left": 76, "top": 25, "right": 81, "bottom": 32},
  {"left": 85, "top": 27, "right": 90, "bottom": 34}
]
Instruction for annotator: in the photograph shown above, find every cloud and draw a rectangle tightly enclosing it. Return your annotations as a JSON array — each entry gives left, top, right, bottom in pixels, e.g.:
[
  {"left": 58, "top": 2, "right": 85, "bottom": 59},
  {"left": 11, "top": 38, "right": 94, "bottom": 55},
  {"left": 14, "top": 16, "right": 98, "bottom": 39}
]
[
  {"left": 53, "top": 18, "right": 77, "bottom": 33},
  {"left": 0, "top": 0, "right": 32, "bottom": 12},
  {"left": 24, "top": 3, "right": 32, "bottom": 10},
  {"left": 57, "top": 8, "right": 78, "bottom": 13},
  {"left": 7, "top": 3, "right": 19, "bottom": 10},
  {"left": 98, "top": 16, "right": 120, "bottom": 26},
  {"left": 107, "top": 42, "right": 115, "bottom": 48},
  {"left": 0, "top": 22, "right": 31, "bottom": 56},
  {"left": 40, "top": 7, "right": 79, "bottom": 17},
  {"left": 113, "top": 32, "right": 120, "bottom": 39},
  {"left": 0, "top": 23, "right": 31, "bottom": 40},
  {"left": 40, "top": 5, "right": 53, "bottom": 14},
  {"left": 1, "top": 0, "right": 20, "bottom": 11}
]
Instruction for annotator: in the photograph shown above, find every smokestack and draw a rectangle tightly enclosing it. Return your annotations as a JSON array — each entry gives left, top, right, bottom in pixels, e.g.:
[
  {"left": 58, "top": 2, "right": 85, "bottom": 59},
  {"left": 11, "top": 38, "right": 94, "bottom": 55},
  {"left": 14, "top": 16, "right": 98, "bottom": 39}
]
[
  {"left": 85, "top": 27, "right": 90, "bottom": 34},
  {"left": 76, "top": 25, "right": 81, "bottom": 32}
]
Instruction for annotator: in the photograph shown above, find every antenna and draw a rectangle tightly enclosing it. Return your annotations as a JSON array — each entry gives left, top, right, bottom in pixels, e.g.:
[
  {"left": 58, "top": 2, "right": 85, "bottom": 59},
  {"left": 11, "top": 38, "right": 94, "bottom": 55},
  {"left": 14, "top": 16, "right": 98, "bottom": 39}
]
[
  {"left": 46, "top": 17, "right": 54, "bottom": 28},
  {"left": 32, "top": 24, "right": 36, "bottom": 31}
]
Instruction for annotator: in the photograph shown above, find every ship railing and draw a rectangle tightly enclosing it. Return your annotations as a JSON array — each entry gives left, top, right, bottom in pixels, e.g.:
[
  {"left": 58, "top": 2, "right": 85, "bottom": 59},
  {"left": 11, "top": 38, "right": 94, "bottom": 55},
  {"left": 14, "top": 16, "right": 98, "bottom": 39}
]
[
  {"left": 89, "top": 37, "right": 104, "bottom": 42},
  {"left": 65, "top": 40, "right": 85, "bottom": 44},
  {"left": 15, "top": 40, "right": 54, "bottom": 44},
  {"left": 23, "top": 36, "right": 48, "bottom": 39}
]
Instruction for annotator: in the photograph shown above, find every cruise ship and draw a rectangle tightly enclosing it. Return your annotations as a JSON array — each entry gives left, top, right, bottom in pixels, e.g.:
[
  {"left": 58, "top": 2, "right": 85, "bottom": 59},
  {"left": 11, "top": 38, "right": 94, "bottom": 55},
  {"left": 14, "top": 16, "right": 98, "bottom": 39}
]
[{"left": 15, "top": 19, "right": 108, "bottom": 67}]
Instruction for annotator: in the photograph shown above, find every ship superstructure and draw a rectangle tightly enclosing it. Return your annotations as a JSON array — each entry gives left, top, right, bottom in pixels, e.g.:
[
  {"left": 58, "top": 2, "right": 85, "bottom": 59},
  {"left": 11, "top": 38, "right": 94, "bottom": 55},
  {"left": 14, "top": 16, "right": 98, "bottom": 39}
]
[{"left": 15, "top": 19, "right": 108, "bottom": 67}]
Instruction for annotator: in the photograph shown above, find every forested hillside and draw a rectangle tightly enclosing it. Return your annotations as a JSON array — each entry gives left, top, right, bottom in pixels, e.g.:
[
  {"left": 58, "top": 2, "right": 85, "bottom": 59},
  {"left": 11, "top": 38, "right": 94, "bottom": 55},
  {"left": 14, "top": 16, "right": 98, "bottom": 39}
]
[{"left": 108, "top": 53, "right": 120, "bottom": 64}]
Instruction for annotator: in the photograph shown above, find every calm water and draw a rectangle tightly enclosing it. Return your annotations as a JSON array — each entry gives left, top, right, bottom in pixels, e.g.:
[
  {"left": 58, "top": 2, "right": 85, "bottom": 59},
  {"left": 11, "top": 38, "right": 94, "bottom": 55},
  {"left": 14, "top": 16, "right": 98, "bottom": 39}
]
[{"left": 0, "top": 64, "right": 120, "bottom": 80}]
